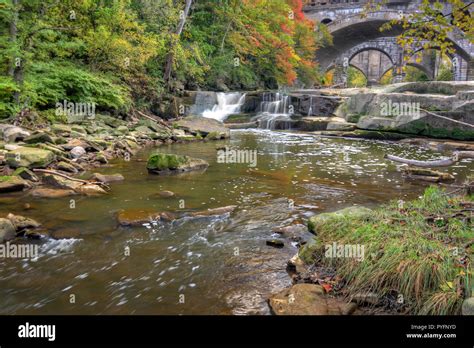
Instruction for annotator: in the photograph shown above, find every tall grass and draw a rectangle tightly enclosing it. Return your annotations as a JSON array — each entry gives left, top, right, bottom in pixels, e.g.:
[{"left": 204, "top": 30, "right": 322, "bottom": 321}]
[{"left": 301, "top": 186, "right": 473, "bottom": 315}]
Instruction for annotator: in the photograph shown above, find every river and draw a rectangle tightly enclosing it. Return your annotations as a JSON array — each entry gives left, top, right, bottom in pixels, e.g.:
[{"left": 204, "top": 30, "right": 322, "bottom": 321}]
[{"left": 0, "top": 129, "right": 472, "bottom": 314}]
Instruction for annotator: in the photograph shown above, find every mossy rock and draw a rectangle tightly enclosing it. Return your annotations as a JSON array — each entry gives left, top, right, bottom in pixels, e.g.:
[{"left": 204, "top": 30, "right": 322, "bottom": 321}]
[
  {"left": 298, "top": 238, "right": 322, "bottom": 264},
  {"left": 6, "top": 147, "right": 56, "bottom": 169},
  {"left": 308, "top": 206, "right": 372, "bottom": 234},
  {"left": 147, "top": 153, "right": 208, "bottom": 175}
]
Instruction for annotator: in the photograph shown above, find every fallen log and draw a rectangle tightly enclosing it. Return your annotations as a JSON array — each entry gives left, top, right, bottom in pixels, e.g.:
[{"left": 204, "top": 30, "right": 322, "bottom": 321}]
[{"left": 385, "top": 151, "right": 474, "bottom": 168}]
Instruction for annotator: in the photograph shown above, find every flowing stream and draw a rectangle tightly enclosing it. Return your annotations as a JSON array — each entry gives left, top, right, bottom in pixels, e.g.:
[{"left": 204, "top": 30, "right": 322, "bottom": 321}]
[{"left": 0, "top": 130, "right": 472, "bottom": 314}]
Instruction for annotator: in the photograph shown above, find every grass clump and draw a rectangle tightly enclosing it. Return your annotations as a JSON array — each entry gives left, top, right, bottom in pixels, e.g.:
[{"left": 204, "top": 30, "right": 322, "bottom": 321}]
[{"left": 301, "top": 186, "right": 473, "bottom": 315}]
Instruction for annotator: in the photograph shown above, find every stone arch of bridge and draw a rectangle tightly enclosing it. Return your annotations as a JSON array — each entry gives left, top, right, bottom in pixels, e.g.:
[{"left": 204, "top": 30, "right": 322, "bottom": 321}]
[{"left": 316, "top": 10, "right": 473, "bottom": 73}]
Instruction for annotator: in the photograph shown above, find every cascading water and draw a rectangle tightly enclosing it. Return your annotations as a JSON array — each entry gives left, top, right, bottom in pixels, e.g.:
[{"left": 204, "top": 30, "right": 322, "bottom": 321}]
[
  {"left": 254, "top": 92, "right": 293, "bottom": 130},
  {"left": 201, "top": 92, "right": 246, "bottom": 122}
]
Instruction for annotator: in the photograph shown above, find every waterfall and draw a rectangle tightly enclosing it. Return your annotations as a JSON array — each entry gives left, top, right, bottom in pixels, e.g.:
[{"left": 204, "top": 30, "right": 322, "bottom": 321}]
[
  {"left": 254, "top": 92, "right": 293, "bottom": 130},
  {"left": 308, "top": 96, "right": 313, "bottom": 116},
  {"left": 201, "top": 92, "right": 246, "bottom": 122}
]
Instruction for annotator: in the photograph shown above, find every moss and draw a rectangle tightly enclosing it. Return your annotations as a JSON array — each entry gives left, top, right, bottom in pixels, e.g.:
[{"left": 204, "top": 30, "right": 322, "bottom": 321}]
[
  {"left": 147, "top": 153, "right": 188, "bottom": 171},
  {"left": 0, "top": 175, "right": 14, "bottom": 182},
  {"left": 398, "top": 120, "right": 474, "bottom": 140},
  {"left": 302, "top": 187, "right": 473, "bottom": 315},
  {"left": 346, "top": 113, "right": 363, "bottom": 124},
  {"left": 206, "top": 131, "right": 222, "bottom": 140}
]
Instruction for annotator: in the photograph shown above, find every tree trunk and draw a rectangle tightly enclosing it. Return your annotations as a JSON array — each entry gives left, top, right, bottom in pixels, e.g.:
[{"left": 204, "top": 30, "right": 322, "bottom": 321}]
[
  {"left": 385, "top": 151, "right": 474, "bottom": 167},
  {"left": 9, "top": 0, "right": 21, "bottom": 104},
  {"left": 163, "top": 0, "right": 193, "bottom": 87}
]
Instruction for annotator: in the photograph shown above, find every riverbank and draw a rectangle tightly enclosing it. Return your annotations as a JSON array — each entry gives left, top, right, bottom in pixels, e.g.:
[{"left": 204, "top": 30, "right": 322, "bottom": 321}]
[{"left": 269, "top": 186, "right": 473, "bottom": 315}]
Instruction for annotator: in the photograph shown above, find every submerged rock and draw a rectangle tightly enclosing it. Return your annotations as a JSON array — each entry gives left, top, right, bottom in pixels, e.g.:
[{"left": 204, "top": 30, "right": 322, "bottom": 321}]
[
  {"left": 6, "top": 147, "right": 55, "bottom": 168},
  {"left": 268, "top": 284, "right": 328, "bottom": 315},
  {"left": 75, "top": 184, "right": 107, "bottom": 195},
  {"left": 266, "top": 239, "right": 284, "bottom": 248},
  {"left": 91, "top": 173, "right": 124, "bottom": 183},
  {"left": 190, "top": 205, "right": 237, "bottom": 217},
  {"left": 30, "top": 188, "right": 76, "bottom": 198},
  {"left": 147, "top": 153, "right": 208, "bottom": 175},
  {"left": 0, "top": 218, "right": 16, "bottom": 243},
  {"left": 117, "top": 209, "right": 162, "bottom": 227},
  {"left": 155, "top": 190, "right": 175, "bottom": 198}
]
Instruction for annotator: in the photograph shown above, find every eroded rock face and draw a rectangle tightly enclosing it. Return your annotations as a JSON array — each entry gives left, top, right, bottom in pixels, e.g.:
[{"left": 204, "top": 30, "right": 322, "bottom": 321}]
[
  {"left": 333, "top": 83, "right": 474, "bottom": 140},
  {"left": 147, "top": 153, "right": 208, "bottom": 175}
]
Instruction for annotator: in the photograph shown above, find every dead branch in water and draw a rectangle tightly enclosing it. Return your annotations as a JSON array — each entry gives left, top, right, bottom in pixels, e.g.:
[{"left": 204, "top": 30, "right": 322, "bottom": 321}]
[{"left": 385, "top": 151, "right": 474, "bottom": 167}]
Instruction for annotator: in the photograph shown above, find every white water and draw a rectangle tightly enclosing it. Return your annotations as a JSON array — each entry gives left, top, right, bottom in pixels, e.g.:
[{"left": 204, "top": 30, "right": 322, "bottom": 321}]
[
  {"left": 202, "top": 92, "right": 246, "bottom": 122},
  {"left": 254, "top": 92, "right": 293, "bottom": 130}
]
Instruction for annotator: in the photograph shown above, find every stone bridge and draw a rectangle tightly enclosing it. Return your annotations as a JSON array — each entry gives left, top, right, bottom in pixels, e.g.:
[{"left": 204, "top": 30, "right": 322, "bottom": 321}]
[{"left": 303, "top": 0, "right": 474, "bottom": 85}]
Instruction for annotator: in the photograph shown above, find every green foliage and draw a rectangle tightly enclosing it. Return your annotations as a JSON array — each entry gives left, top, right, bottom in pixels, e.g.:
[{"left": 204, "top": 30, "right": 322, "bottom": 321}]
[
  {"left": 301, "top": 187, "right": 473, "bottom": 315},
  {"left": 347, "top": 67, "right": 367, "bottom": 87}
]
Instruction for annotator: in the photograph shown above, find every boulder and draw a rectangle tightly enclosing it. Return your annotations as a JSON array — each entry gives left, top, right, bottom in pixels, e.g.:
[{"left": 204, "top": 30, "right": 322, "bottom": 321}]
[
  {"left": 268, "top": 284, "right": 328, "bottom": 315},
  {"left": 175, "top": 116, "right": 230, "bottom": 138},
  {"left": 91, "top": 173, "right": 124, "bottom": 183},
  {"left": 75, "top": 184, "right": 107, "bottom": 195},
  {"left": 6, "top": 147, "right": 55, "bottom": 169},
  {"left": 6, "top": 213, "right": 41, "bottom": 231},
  {"left": 70, "top": 146, "right": 86, "bottom": 159},
  {"left": 147, "top": 153, "right": 209, "bottom": 175},
  {"left": 308, "top": 206, "right": 372, "bottom": 234},
  {"left": 0, "top": 218, "right": 16, "bottom": 243},
  {"left": 0, "top": 176, "right": 30, "bottom": 193},
  {"left": 51, "top": 124, "right": 72, "bottom": 136},
  {"left": 3, "top": 126, "right": 30, "bottom": 142}
]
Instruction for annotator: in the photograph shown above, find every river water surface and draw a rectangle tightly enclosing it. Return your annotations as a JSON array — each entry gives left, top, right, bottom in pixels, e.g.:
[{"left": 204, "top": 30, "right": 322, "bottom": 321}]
[{"left": 0, "top": 130, "right": 472, "bottom": 314}]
